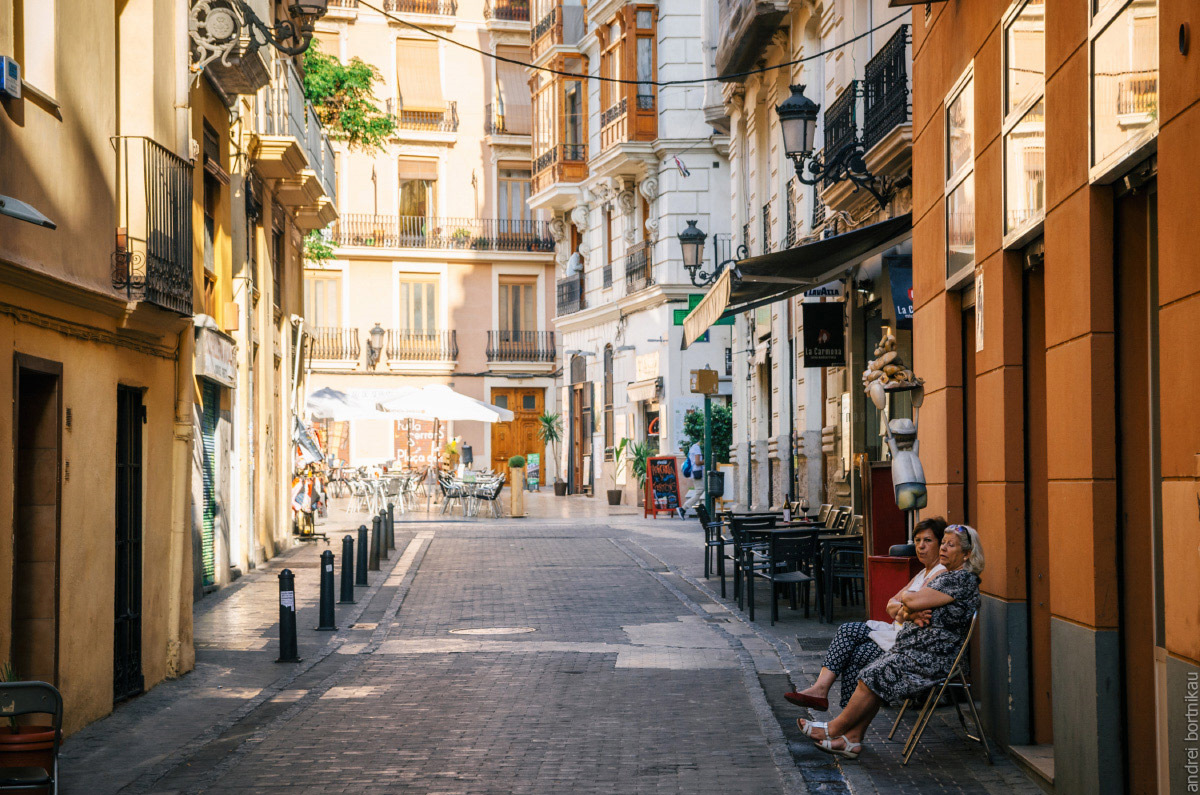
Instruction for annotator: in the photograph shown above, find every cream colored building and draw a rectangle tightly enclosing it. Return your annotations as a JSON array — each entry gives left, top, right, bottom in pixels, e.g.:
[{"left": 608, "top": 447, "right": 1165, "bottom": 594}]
[
  {"left": 0, "top": 0, "right": 196, "bottom": 732},
  {"left": 308, "top": 0, "right": 558, "bottom": 478}
]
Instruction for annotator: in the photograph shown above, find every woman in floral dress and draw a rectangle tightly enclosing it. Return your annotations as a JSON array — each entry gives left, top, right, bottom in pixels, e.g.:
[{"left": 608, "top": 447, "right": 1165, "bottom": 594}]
[{"left": 798, "top": 524, "right": 985, "bottom": 759}]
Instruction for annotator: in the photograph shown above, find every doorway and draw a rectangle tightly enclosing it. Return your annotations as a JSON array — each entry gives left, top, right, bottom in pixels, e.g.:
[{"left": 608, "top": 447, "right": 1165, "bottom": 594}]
[
  {"left": 1114, "top": 179, "right": 1162, "bottom": 793},
  {"left": 961, "top": 299, "right": 977, "bottom": 526},
  {"left": 115, "top": 386, "right": 145, "bottom": 702},
  {"left": 491, "top": 387, "right": 545, "bottom": 482},
  {"left": 11, "top": 355, "right": 62, "bottom": 686},
  {"left": 1022, "top": 241, "right": 1053, "bottom": 745}
]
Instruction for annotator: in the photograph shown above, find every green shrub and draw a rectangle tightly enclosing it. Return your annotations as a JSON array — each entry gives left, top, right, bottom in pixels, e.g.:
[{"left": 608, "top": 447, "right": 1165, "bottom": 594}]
[{"left": 508, "top": 455, "right": 526, "bottom": 468}]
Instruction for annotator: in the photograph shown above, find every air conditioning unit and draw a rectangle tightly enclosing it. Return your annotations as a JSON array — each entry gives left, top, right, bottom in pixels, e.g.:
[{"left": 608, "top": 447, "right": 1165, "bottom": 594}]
[{"left": 0, "top": 56, "right": 21, "bottom": 100}]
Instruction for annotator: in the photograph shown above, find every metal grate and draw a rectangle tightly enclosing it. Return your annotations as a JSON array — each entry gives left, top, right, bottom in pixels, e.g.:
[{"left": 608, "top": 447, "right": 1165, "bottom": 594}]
[
  {"left": 386, "top": 330, "right": 458, "bottom": 361},
  {"left": 333, "top": 215, "right": 554, "bottom": 252},
  {"left": 624, "top": 241, "right": 653, "bottom": 293},
  {"left": 484, "top": 0, "right": 529, "bottom": 21},
  {"left": 556, "top": 273, "right": 585, "bottom": 315}
]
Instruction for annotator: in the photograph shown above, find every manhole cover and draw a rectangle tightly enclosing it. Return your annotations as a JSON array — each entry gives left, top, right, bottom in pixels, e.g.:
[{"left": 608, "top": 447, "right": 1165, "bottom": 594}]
[{"left": 448, "top": 627, "right": 537, "bottom": 635}]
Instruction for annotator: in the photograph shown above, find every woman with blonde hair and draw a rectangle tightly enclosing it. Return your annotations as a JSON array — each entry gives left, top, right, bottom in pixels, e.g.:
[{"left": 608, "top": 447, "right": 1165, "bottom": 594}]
[{"left": 799, "top": 524, "right": 985, "bottom": 759}]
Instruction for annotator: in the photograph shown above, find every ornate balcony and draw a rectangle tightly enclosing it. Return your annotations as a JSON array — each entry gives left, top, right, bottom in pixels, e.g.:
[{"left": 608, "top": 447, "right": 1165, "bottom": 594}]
[
  {"left": 388, "top": 100, "right": 459, "bottom": 133},
  {"left": 333, "top": 215, "right": 554, "bottom": 252},
  {"left": 556, "top": 273, "right": 585, "bottom": 315},
  {"left": 823, "top": 82, "right": 861, "bottom": 188},
  {"left": 385, "top": 0, "right": 457, "bottom": 14},
  {"left": 715, "top": 0, "right": 789, "bottom": 80},
  {"left": 624, "top": 242, "right": 653, "bottom": 294},
  {"left": 309, "top": 327, "right": 362, "bottom": 362},
  {"left": 111, "top": 137, "right": 193, "bottom": 316},
  {"left": 387, "top": 330, "right": 458, "bottom": 361},
  {"left": 863, "top": 25, "right": 911, "bottom": 153},
  {"left": 486, "top": 330, "right": 556, "bottom": 362},
  {"left": 485, "top": 0, "right": 529, "bottom": 21},
  {"left": 532, "top": 144, "right": 587, "bottom": 195}
]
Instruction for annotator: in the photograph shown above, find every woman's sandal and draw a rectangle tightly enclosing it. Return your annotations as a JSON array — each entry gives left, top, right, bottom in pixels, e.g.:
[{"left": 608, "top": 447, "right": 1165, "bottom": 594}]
[
  {"left": 815, "top": 735, "right": 862, "bottom": 760},
  {"left": 796, "top": 719, "right": 827, "bottom": 738}
]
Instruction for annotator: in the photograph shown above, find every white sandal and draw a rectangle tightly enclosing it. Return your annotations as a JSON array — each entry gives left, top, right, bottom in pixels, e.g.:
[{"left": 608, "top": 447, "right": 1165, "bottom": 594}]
[
  {"left": 797, "top": 719, "right": 827, "bottom": 738},
  {"left": 815, "top": 735, "right": 862, "bottom": 760}
]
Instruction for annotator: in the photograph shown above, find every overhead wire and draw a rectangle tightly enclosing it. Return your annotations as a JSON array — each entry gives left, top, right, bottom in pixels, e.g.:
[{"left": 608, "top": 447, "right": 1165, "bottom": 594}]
[{"left": 353, "top": 0, "right": 908, "bottom": 88}]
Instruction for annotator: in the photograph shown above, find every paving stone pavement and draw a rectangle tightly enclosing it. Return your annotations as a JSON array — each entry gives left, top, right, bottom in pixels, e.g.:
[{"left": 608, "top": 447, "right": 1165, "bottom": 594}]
[{"left": 60, "top": 493, "right": 1041, "bottom": 794}]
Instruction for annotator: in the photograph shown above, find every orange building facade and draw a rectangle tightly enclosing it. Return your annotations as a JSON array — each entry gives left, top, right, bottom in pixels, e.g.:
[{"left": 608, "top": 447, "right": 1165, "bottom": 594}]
[{"left": 910, "top": 0, "right": 1196, "bottom": 791}]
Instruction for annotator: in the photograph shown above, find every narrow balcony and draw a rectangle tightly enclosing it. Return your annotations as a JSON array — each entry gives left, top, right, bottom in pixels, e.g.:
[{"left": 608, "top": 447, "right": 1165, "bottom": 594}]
[
  {"left": 387, "top": 330, "right": 458, "bottom": 361},
  {"left": 485, "top": 102, "right": 529, "bottom": 137},
  {"left": 862, "top": 25, "right": 911, "bottom": 154},
  {"left": 532, "top": 1, "right": 585, "bottom": 61},
  {"left": 326, "top": 0, "right": 359, "bottom": 17},
  {"left": 532, "top": 143, "right": 588, "bottom": 195},
  {"left": 823, "top": 82, "right": 861, "bottom": 188},
  {"left": 624, "top": 241, "right": 653, "bottom": 294},
  {"left": 484, "top": 0, "right": 529, "bottom": 21},
  {"left": 486, "top": 330, "right": 556, "bottom": 362},
  {"left": 388, "top": 99, "right": 460, "bottom": 133},
  {"left": 333, "top": 215, "right": 555, "bottom": 253},
  {"left": 111, "top": 136, "right": 193, "bottom": 316},
  {"left": 309, "top": 327, "right": 362, "bottom": 363},
  {"left": 385, "top": 0, "right": 457, "bottom": 15},
  {"left": 556, "top": 273, "right": 585, "bottom": 316}
]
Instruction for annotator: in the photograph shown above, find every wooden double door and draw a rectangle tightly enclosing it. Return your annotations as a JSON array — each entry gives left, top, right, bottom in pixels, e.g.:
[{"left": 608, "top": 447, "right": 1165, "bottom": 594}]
[{"left": 490, "top": 387, "right": 545, "bottom": 483}]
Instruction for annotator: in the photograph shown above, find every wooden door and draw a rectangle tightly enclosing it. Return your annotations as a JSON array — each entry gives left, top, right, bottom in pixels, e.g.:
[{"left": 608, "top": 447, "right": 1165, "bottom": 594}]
[
  {"left": 490, "top": 388, "right": 545, "bottom": 483},
  {"left": 571, "top": 385, "right": 584, "bottom": 492}
]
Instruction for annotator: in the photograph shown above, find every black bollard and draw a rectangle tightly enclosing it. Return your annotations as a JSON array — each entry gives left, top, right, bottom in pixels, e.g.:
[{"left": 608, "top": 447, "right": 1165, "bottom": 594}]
[
  {"left": 369, "top": 515, "right": 381, "bottom": 571},
  {"left": 355, "top": 525, "right": 369, "bottom": 586},
  {"left": 379, "top": 510, "right": 390, "bottom": 560},
  {"left": 339, "top": 535, "right": 356, "bottom": 604},
  {"left": 386, "top": 502, "right": 396, "bottom": 551},
  {"left": 315, "top": 549, "right": 338, "bottom": 631},
  {"left": 275, "top": 569, "right": 301, "bottom": 663}
]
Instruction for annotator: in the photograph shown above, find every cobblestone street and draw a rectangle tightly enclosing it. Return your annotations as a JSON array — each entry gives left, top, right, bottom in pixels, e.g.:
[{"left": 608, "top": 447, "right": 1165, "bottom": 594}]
[{"left": 62, "top": 495, "right": 1040, "bottom": 794}]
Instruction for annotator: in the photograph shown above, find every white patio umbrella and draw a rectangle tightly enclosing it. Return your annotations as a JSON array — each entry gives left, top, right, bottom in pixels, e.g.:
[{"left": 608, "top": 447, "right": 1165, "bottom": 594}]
[
  {"left": 379, "top": 384, "right": 514, "bottom": 423},
  {"left": 306, "top": 386, "right": 418, "bottom": 421}
]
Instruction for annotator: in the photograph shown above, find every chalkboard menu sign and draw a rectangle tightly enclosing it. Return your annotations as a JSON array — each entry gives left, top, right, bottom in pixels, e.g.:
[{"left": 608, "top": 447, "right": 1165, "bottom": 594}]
[{"left": 644, "top": 455, "right": 681, "bottom": 518}]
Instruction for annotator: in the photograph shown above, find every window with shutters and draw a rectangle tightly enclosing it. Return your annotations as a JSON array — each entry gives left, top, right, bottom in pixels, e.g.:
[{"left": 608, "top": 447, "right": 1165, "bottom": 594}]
[
  {"left": 398, "top": 274, "right": 440, "bottom": 332},
  {"left": 598, "top": 5, "right": 657, "bottom": 151}
]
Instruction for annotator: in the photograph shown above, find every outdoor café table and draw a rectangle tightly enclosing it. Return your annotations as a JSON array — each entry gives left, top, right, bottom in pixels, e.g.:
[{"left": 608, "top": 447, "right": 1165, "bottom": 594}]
[
  {"left": 738, "top": 524, "right": 826, "bottom": 622},
  {"left": 817, "top": 533, "right": 865, "bottom": 623}
]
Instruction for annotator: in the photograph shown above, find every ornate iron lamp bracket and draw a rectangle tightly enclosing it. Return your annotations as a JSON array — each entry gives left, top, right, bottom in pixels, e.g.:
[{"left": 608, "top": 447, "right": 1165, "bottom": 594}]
[
  {"left": 789, "top": 144, "right": 896, "bottom": 211},
  {"left": 688, "top": 242, "right": 748, "bottom": 288},
  {"left": 190, "top": 0, "right": 318, "bottom": 82}
]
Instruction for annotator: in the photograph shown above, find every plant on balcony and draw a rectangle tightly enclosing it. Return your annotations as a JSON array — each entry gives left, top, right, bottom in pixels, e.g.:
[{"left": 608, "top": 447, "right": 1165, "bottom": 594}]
[
  {"left": 304, "top": 230, "right": 335, "bottom": 264},
  {"left": 451, "top": 227, "right": 472, "bottom": 247},
  {"left": 303, "top": 40, "right": 396, "bottom": 151}
]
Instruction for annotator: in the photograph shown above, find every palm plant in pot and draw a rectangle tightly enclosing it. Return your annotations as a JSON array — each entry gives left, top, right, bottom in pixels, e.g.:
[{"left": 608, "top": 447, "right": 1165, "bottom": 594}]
[
  {"left": 537, "top": 412, "right": 567, "bottom": 496},
  {"left": 0, "top": 662, "right": 57, "bottom": 777},
  {"left": 630, "top": 440, "right": 651, "bottom": 507},
  {"left": 606, "top": 438, "right": 630, "bottom": 506}
]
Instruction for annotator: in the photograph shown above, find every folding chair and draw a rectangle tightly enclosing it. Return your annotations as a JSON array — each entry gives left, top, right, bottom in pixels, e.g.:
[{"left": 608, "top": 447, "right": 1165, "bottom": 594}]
[
  {"left": 697, "top": 504, "right": 730, "bottom": 590},
  {"left": 0, "top": 681, "right": 62, "bottom": 794},
  {"left": 888, "top": 613, "right": 992, "bottom": 766}
]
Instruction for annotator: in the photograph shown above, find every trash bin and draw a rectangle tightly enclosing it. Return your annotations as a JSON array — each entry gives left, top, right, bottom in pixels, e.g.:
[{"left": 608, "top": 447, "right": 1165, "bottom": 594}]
[
  {"left": 705, "top": 469, "right": 724, "bottom": 497},
  {"left": 867, "top": 555, "right": 922, "bottom": 622}
]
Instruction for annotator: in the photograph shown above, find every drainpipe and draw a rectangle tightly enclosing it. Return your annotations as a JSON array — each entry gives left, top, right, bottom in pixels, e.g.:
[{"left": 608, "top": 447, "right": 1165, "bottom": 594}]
[{"left": 167, "top": 326, "right": 194, "bottom": 678}]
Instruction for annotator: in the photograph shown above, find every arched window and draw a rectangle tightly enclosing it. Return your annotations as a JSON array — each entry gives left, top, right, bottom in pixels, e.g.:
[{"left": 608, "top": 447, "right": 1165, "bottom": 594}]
[{"left": 603, "top": 345, "right": 614, "bottom": 456}]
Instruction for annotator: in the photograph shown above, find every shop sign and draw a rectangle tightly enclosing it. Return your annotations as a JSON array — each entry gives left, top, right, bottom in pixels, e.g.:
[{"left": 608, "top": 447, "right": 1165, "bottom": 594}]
[
  {"left": 195, "top": 326, "right": 237, "bottom": 388},
  {"left": 803, "top": 281, "right": 845, "bottom": 301},
  {"left": 890, "top": 264, "right": 913, "bottom": 329},
  {"left": 635, "top": 352, "right": 659, "bottom": 381},
  {"left": 801, "top": 301, "right": 845, "bottom": 367}
]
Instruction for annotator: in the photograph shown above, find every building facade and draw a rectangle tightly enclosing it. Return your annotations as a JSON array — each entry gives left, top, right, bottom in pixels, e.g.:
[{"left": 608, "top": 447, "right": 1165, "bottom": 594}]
[
  {"left": 0, "top": 0, "right": 196, "bottom": 732},
  {"left": 309, "top": 0, "right": 559, "bottom": 478},
  {"left": 911, "top": 0, "right": 1194, "bottom": 792},
  {"left": 710, "top": 0, "right": 914, "bottom": 515},
  {"left": 531, "top": 0, "right": 734, "bottom": 499}
]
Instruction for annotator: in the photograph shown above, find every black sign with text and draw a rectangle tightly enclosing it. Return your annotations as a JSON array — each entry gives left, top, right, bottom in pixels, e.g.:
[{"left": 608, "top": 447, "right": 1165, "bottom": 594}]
[{"left": 802, "top": 301, "right": 846, "bottom": 367}]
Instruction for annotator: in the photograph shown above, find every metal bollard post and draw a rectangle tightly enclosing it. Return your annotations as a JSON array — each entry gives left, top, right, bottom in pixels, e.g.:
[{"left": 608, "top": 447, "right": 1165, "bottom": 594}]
[
  {"left": 356, "top": 525, "right": 369, "bottom": 586},
  {"left": 386, "top": 502, "right": 396, "bottom": 551},
  {"left": 275, "top": 569, "right": 301, "bottom": 663},
  {"left": 315, "top": 549, "right": 338, "bottom": 631},
  {"left": 369, "top": 515, "right": 381, "bottom": 571},
  {"left": 339, "top": 535, "right": 356, "bottom": 604},
  {"left": 378, "top": 510, "right": 390, "bottom": 561}
]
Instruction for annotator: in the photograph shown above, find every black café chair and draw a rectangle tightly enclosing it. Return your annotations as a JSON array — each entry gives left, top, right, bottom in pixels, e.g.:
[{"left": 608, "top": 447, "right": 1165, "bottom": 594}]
[
  {"left": 697, "top": 504, "right": 732, "bottom": 594},
  {"left": 0, "top": 681, "right": 62, "bottom": 794},
  {"left": 747, "top": 532, "right": 816, "bottom": 624},
  {"left": 727, "top": 515, "right": 777, "bottom": 610}
]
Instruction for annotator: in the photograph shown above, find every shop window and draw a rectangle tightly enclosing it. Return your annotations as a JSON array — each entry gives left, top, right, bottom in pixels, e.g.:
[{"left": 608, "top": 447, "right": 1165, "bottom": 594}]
[
  {"left": 945, "top": 70, "right": 975, "bottom": 284},
  {"left": 1003, "top": 0, "right": 1046, "bottom": 240},
  {"left": 1090, "top": 0, "right": 1158, "bottom": 172}
]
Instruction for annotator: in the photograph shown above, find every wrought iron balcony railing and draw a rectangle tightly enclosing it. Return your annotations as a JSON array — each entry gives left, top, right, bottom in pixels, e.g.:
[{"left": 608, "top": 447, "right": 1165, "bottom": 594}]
[
  {"left": 624, "top": 241, "right": 653, "bottom": 294},
  {"left": 863, "top": 25, "right": 911, "bottom": 153},
  {"left": 484, "top": 0, "right": 529, "bottom": 21},
  {"left": 387, "top": 330, "right": 458, "bottom": 361},
  {"left": 309, "top": 327, "right": 362, "bottom": 361},
  {"left": 784, "top": 177, "right": 799, "bottom": 249},
  {"left": 602, "top": 259, "right": 613, "bottom": 287},
  {"left": 823, "top": 81, "right": 861, "bottom": 187},
  {"left": 534, "top": 5, "right": 556, "bottom": 40},
  {"left": 533, "top": 143, "right": 586, "bottom": 173},
  {"left": 334, "top": 215, "right": 554, "bottom": 252},
  {"left": 388, "top": 100, "right": 459, "bottom": 132},
  {"left": 486, "top": 330, "right": 556, "bottom": 362},
  {"left": 761, "top": 202, "right": 773, "bottom": 254},
  {"left": 485, "top": 102, "right": 529, "bottom": 136},
  {"left": 601, "top": 98, "right": 627, "bottom": 128},
  {"left": 557, "top": 273, "right": 585, "bottom": 315},
  {"left": 385, "top": 0, "right": 457, "bottom": 15},
  {"left": 255, "top": 60, "right": 337, "bottom": 203},
  {"left": 112, "top": 136, "right": 193, "bottom": 316}
]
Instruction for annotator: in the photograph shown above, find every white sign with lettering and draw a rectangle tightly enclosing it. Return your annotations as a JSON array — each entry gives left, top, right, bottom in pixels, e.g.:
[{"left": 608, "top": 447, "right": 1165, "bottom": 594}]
[{"left": 635, "top": 352, "right": 659, "bottom": 381}]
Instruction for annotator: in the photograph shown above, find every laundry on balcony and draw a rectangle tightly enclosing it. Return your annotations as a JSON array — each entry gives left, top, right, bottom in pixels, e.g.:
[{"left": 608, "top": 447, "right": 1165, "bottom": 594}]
[{"left": 682, "top": 213, "right": 912, "bottom": 347}]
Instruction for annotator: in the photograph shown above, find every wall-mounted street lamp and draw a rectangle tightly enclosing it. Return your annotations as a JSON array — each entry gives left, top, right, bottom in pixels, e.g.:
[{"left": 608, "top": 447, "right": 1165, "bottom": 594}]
[
  {"left": 676, "top": 220, "right": 748, "bottom": 288},
  {"left": 366, "top": 322, "right": 386, "bottom": 370},
  {"left": 776, "top": 84, "right": 898, "bottom": 211},
  {"left": 191, "top": 0, "right": 329, "bottom": 77}
]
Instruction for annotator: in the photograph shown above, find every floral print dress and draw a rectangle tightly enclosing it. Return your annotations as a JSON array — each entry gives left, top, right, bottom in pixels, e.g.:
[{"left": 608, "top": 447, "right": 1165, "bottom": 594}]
[{"left": 857, "top": 568, "right": 980, "bottom": 704}]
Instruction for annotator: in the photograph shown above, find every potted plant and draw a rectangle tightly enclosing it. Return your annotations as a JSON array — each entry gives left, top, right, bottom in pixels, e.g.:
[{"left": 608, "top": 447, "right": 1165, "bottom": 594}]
[
  {"left": 508, "top": 455, "right": 526, "bottom": 517},
  {"left": 0, "top": 663, "right": 56, "bottom": 779},
  {"left": 537, "top": 412, "right": 567, "bottom": 496},
  {"left": 451, "top": 227, "right": 472, "bottom": 248},
  {"left": 606, "top": 438, "right": 629, "bottom": 506},
  {"left": 630, "top": 440, "right": 651, "bottom": 507}
]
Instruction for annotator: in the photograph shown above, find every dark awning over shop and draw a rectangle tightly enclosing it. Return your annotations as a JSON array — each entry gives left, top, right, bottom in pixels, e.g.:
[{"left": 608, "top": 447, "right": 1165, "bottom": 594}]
[{"left": 683, "top": 213, "right": 912, "bottom": 347}]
